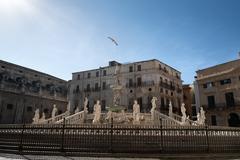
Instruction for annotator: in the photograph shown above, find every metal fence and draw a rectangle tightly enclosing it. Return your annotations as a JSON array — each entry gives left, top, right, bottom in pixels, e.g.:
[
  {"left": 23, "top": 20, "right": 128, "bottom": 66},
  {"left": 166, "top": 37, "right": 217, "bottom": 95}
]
[{"left": 0, "top": 121, "right": 239, "bottom": 155}]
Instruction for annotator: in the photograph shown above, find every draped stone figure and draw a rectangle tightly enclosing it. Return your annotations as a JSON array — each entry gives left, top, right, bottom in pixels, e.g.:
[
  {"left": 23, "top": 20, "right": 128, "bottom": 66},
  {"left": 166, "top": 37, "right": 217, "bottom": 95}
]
[
  {"left": 51, "top": 104, "right": 58, "bottom": 120},
  {"left": 150, "top": 97, "right": 157, "bottom": 120},
  {"left": 181, "top": 103, "right": 187, "bottom": 123},
  {"left": 74, "top": 107, "right": 79, "bottom": 113},
  {"left": 32, "top": 108, "right": 40, "bottom": 124},
  {"left": 133, "top": 100, "right": 140, "bottom": 124},
  {"left": 199, "top": 107, "right": 206, "bottom": 125},
  {"left": 168, "top": 101, "right": 173, "bottom": 118},
  {"left": 83, "top": 97, "right": 88, "bottom": 113},
  {"left": 93, "top": 100, "right": 101, "bottom": 124},
  {"left": 40, "top": 112, "right": 46, "bottom": 122}
]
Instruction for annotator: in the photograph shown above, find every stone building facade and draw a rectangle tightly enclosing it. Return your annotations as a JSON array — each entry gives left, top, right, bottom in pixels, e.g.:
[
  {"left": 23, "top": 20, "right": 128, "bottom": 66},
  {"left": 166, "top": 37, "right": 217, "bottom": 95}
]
[
  {"left": 195, "top": 59, "right": 240, "bottom": 127},
  {"left": 183, "top": 84, "right": 197, "bottom": 120},
  {"left": 69, "top": 59, "right": 183, "bottom": 114},
  {"left": 0, "top": 60, "right": 68, "bottom": 124}
]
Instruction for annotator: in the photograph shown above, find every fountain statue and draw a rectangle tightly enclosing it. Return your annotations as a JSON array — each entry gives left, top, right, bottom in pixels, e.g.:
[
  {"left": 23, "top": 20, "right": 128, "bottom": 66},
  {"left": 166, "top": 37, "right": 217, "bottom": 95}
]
[
  {"left": 32, "top": 108, "right": 40, "bottom": 124},
  {"left": 199, "top": 107, "right": 206, "bottom": 125},
  {"left": 181, "top": 103, "right": 187, "bottom": 123},
  {"left": 196, "top": 113, "right": 200, "bottom": 123},
  {"left": 83, "top": 97, "right": 88, "bottom": 113},
  {"left": 111, "top": 65, "right": 123, "bottom": 106},
  {"left": 150, "top": 97, "right": 157, "bottom": 120},
  {"left": 40, "top": 112, "right": 46, "bottom": 122},
  {"left": 75, "top": 107, "right": 79, "bottom": 113},
  {"left": 93, "top": 100, "right": 101, "bottom": 124},
  {"left": 66, "top": 101, "right": 71, "bottom": 116},
  {"left": 169, "top": 101, "right": 173, "bottom": 118},
  {"left": 133, "top": 100, "right": 140, "bottom": 124},
  {"left": 51, "top": 104, "right": 58, "bottom": 121}
]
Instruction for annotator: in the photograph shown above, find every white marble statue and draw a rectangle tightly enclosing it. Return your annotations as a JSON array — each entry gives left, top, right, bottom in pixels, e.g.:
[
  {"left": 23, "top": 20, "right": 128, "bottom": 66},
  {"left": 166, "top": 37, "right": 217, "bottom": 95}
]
[
  {"left": 32, "top": 108, "right": 40, "bottom": 124},
  {"left": 168, "top": 101, "right": 173, "bottom": 118},
  {"left": 181, "top": 103, "right": 187, "bottom": 123},
  {"left": 196, "top": 113, "right": 200, "bottom": 123},
  {"left": 40, "top": 112, "right": 46, "bottom": 122},
  {"left": 199, "top": 107, "right": 206, "bottom": 125},
  {"left": 93, "top": 100, "right": 101, "bottom": 124},
  {"left": 66, "top": 101, "right": 71, "bottom": 116},
  {"left": 83, "top": 97, "right": 88, "bottom": 113},
  {"left": 133, "top": 100, "right": 140, "bottom": 124},
  {"left": 51, "top": 104, "right": 58, "bottom": 120},
  {"left": 150, "top": 97, "right": 157, "bottom": 120},
  {"left": 75, "top": 107, "right": 79, "bottom": 113}
]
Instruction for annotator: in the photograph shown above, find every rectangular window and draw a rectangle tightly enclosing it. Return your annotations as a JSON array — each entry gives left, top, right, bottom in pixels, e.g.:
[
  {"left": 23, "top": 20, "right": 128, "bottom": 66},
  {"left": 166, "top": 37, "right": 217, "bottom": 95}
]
[
  {"left": 137, "top": 77, "right": 141, "bottom": 86},
  {"left": 129, "top": 79, "right": 133, "bottom": 87},
  {"left": 225, "top": 92, "right": 235, "bottom": 107},
  {"left": 137, "top": 65, "right": 141, "bottom": 71},
  {"left": 220, "top": 79, "right": 231, "bottom": 85},
  {"left": 164, "top": 67, "right": 168, "bottom": 73},
  {"left": 87, "top": 73, "right": 91, "bottom": 78},
  {"left": 165, "top": 79, "right": 168, "bottom": 84},
  {"left": 211, "top": 115, "right": 217, "bottom": 126},
  {"left": 203, "top": 82, "right": 215, "bottom": 88},
  {"left": 160, "top": 88, "right": 163, "bottom": 93},
  {"left": 7, "top": 104, "right": 13, "bottom": 110},
  {"left": 102, "top": 82, "right": 106, "bottom": 90},
  {"left": 161, "top": 97, "right": 165, "bottom": 108},
  {"left": 86, "top": 84, "right": 90, "bottom": 91},
  {"left": 192, "top": 106, "right": 197, "bottom": 116},
  {"left": 160, "top": 77, "right": 163, "bottom": 83},
  {"left": 96, "top": 71, "right": 99, "bottom": 77},
  {"left": 207, "top": 96, "right": 215, "bottom": 108},
  {"left": 137, "top": 97, "right": 142, "bottom": 112},
  {"left": 129, "top": 66, "right": 133, "bottom": 72},
  {"left": 27, "top": 106, "right": 32, "bottom": 112},
  {"left": 95, "top": 83, "right": 99, "bottom": 91},
  {"left": 77, "top": 74, "right": 80, "bottom": 80},
  {"left": 165, "top": 89, "right": 168, "bottom": 94},
  {"left": 101, "top": 100, "right": 106, "bottom": 111},
  {"left": 159, "top": 64, "right": 162, "bottom": 70}
]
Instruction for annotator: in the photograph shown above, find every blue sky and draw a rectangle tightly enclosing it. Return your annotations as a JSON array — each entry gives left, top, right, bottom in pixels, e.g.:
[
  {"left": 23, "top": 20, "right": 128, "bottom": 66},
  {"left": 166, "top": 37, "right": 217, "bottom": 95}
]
[{"left": 0, "top": 0, "right": 240, "bottom": 83}]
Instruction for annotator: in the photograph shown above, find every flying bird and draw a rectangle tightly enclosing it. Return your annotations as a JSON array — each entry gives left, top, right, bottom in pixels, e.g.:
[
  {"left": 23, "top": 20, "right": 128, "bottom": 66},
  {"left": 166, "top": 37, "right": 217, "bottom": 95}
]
[{"left": 107, "top": 37, "right": 118, "bottom": 46}]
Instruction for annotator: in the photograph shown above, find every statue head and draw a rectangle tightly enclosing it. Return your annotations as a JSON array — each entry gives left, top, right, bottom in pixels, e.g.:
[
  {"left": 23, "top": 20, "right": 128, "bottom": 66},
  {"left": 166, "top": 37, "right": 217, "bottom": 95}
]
[
  {"left": 96, "top": 100, "right": 100, "bottom": 105},
  {"left": 134, "top": 100, "right": 138, "bottom": 104}
]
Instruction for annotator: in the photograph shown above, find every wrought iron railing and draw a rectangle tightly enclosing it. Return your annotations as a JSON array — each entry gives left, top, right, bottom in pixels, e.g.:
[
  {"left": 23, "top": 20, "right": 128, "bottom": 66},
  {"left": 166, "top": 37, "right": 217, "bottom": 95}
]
[{"left": 0, "top": 123, "right": 239, "bottom": 155}]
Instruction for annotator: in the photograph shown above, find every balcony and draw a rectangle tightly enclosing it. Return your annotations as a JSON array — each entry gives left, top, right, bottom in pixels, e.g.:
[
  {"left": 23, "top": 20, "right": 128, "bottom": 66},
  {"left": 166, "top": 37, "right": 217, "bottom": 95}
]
[
  {"left": 203, "top": 102, "right": 240, "bottom": 111},
  {"left": 126, "top": 80, "right": 155, "bottom": 88},
  {"left": 159, "top": 82, "right": 176, "bottom": 91}
]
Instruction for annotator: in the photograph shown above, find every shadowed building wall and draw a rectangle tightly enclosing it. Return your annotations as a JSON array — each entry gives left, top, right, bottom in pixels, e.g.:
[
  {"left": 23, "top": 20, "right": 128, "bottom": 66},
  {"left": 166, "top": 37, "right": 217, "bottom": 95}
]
[
  {"left": 0, "top": 60, "right": 68, "bottom": 124},
  {"left": 195, "top": 59, "right": 240, "bottom": 127}
]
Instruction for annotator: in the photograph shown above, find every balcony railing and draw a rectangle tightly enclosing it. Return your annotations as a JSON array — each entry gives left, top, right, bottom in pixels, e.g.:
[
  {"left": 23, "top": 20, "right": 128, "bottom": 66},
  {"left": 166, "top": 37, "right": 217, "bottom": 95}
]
[
  {"left": 126, "top": 81, "right": 155, "bottom": 88},
  {"left": 159, "top": 82, "right": 175, "bottom": 91},
  {"left": 125, "top": 81, "right": 178, "bottom": 91},
  {"left": 203, "top": 102, "right": 240, "bottom": 110}
]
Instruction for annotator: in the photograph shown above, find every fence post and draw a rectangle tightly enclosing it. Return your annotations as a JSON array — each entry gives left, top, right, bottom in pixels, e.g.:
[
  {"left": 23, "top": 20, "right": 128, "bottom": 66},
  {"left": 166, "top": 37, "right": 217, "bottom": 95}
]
[
  {"left": 61, "top": 118, "right": 65, "bottom": 153},
  {"left": 160, "top": 118, "right": 164, "bottom": 153},
  {"left": 110, "top": 117, "right": 113, "bottom": 153},
  {"left": 19, "top": 123, "right": 25, "bottom": 152},
  {"left": 205, "top": 125, "right": 210, "bottom": 152}
]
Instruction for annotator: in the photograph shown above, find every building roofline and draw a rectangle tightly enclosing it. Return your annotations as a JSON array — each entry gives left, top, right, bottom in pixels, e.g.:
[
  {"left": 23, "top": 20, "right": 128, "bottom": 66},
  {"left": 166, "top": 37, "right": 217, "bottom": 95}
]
[
  {"left": 0, "top": 59, "right": 67, "bottom": 82},
  {"left": 72, "top": 59, "right": 181, "bottom": 74},
  {"left": 196, "top": 59, "right": 240, "bottom": 73}
]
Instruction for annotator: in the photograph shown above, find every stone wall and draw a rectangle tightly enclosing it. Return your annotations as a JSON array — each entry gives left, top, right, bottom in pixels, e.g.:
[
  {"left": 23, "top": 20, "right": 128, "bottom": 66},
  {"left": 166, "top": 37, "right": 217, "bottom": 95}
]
[{"left": 0, "top": 60, "right": 68, "bottom": 124}]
